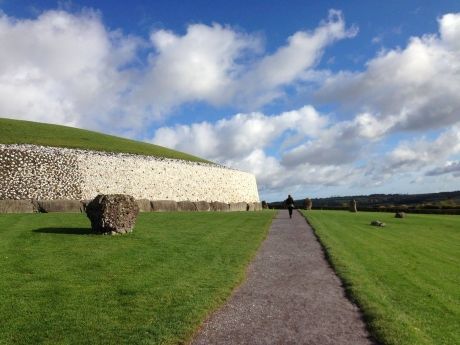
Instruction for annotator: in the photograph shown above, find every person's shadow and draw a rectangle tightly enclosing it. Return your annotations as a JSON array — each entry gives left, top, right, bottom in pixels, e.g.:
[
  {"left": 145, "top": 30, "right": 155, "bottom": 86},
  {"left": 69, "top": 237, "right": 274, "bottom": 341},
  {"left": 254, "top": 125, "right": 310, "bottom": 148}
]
[{"left": 33, "top": 227, "right": 92, "bottom": 235}]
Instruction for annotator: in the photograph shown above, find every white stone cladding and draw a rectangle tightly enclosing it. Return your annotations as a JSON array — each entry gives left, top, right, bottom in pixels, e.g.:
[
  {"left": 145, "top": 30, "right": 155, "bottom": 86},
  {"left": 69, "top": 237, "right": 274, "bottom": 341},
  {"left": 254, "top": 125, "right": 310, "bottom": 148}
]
[{"left": 0, "top": 144, "right": 260, "bottom": 203}]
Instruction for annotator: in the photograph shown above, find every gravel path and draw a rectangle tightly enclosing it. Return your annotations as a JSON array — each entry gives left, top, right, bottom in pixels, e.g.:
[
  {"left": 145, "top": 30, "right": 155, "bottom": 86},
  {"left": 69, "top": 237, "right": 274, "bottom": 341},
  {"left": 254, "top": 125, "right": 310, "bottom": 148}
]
[{"left": 191, "top": 210, "right": 376, "bottom": 345}]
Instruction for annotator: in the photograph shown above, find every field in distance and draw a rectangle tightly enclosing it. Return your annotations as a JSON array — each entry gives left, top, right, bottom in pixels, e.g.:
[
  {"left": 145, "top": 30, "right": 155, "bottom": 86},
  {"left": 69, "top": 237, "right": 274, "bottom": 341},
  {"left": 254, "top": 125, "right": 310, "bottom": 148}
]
[
  {"left": 303, "top": 210, "right": 460, "bottom": 345},
  {"left": 0, "top": 211, "right": 275, "bottom": 345},
  {"left": 0, "top": 117, "right": 209, "bottom": 163}
]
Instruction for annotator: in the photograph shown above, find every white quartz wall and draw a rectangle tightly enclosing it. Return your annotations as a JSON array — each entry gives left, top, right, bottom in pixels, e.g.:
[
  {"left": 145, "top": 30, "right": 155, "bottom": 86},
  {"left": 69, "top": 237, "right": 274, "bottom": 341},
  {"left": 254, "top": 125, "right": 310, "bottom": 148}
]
[{"left": 0, "top": 145, "right": 260, "bottom": 203}]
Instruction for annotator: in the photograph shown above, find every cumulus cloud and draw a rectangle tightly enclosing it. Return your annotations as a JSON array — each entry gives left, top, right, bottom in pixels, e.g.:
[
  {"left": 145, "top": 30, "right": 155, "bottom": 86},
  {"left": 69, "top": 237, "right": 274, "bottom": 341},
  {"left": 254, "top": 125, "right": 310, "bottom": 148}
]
[
  {"left": 0, "top": 8, "right": 355, "bottom": 132},
  {"left": 151, "top": 105, "right": 364, "bottom": 192},
  {"left": 362, "top": 126, "right": 460, "bottom": 186},
  {"left": 152, "top": 106, "right": 328, "bottom": 161},
  {"left": 426, "top": 161, "right": 460, "bottom": 177},
  {"left": 317, "top": 12, "right": 460, "bottom": 133},
  {"left": 0, "top": 9, "right": 140, "bottom": 129}
]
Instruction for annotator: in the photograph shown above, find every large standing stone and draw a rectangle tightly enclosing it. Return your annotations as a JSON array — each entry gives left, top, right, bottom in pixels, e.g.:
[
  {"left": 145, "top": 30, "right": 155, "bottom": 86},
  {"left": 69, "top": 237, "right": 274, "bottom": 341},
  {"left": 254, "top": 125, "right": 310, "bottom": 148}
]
[
  {"left": 86, "top": 194, "right": 139, "bottom": 235},
  {"left": 304, "top": 198, "right": 313, "bottom": 210},
  {"left": 349, "top": 199, "right": 357, "bottom": 213}
]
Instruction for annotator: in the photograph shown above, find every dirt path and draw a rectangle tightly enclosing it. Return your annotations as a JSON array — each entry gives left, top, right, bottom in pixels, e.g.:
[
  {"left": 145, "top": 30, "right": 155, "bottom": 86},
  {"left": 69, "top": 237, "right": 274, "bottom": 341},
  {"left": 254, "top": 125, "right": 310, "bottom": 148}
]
[{"left": 191, "top": 210, "right": 376, "bottom": 345}]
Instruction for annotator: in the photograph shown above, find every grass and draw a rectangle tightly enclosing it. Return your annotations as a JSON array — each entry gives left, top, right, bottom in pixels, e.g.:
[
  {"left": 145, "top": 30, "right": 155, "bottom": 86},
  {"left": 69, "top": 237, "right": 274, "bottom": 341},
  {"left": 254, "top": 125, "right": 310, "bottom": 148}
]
[
  {"left": 0, "top": 118, "right": 209, "bottom": 163},
  {"left": 0, "top": 211, "right": 275, "bottom": 345},
  {"left": 302, "top": 210, "right": 460, "bottom": 345}
]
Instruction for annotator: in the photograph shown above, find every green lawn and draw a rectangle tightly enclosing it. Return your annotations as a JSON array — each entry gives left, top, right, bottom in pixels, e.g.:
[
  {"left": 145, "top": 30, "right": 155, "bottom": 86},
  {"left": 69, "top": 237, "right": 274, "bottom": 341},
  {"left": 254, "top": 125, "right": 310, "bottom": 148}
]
[
  {"left": 0, "top": 211, "right": 275, "bottom": 345},
  {"left": 0, "top": 118, "right": 209, "bottom": 163},
  {"left": 302, "top": 210, "right": 460, "bottom": 345}
]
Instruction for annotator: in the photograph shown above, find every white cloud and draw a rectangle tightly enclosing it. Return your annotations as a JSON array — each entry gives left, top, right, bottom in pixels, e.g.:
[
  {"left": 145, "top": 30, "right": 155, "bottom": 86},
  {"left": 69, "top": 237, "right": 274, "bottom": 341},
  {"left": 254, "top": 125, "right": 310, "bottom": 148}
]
[
  {"left": 152, "top": 105, "right": 364, "bottom": 193},
  {"left": 317, "top": 12, "right": 460, "bottom": 133},
  {"left": 152, "top": 106, "right": 327, "bottom": 161},
  {"left": 427, "top": 161, "right": 460, "bottom": 177},
  {"left": 363, "top": 126, "right": 460, "bottom": 185},
  {"left": 0, "top": 8, "right": 355, "bottom": 132},
  {"left": 0, "top": 10, "right": 140, "bottom": 129}
]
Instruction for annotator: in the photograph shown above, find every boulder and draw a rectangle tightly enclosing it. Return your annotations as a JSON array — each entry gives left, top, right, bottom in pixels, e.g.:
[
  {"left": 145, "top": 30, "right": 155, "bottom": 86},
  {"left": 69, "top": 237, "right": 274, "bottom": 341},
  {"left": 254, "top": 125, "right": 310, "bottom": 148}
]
[
  {"left": 177, "top": 200, "right": 197, "bottom": 211},
  {"left": 136, "top": 199, "right": 152, "bottom": 212},
  {"left": 37, "top": 200, "right": 83, "bottom": 213},
  {"left": 151, "top": 200, "right": 178, "bottom": 212},
  {"left": 194, "top": 201, "right": 210, "bottom": 211},
  {"left": 0, "top": 199, "right": 35, "bottom": 213},
  {"left": 370, "top": 220, "right": 385, "bottom": 227},
  {"left": 86, "top": 194, "right": 139, "bottom": 235},
  {"left": 349, "top": 199, "right": 357, "bottom": 213},
  {"left": 305, "top": 198, "right": 313, "bottom": 210},
  {"left": 395, "top": 212, "right": 406, "bottom": 218},
  {"left": 210, "top": 201, "right": 230, "bottom": 211},
  {"left": 229, "top": 202, "right": 247, "bottom": 211}
]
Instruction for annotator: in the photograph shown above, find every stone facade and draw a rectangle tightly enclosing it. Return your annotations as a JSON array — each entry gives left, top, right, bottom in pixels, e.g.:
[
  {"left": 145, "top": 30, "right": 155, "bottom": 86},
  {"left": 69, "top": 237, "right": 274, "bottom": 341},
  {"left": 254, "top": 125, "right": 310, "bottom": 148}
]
[{"left": 0, "top": 144, "right": 260, "bottom": 203}]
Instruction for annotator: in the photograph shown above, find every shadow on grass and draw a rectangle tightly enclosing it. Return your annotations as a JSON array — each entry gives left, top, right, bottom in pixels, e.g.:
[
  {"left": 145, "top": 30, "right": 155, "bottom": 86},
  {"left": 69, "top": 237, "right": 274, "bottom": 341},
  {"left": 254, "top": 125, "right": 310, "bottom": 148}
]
[{"left": 33, "top": 227, "right": 92, "bottom": 235}]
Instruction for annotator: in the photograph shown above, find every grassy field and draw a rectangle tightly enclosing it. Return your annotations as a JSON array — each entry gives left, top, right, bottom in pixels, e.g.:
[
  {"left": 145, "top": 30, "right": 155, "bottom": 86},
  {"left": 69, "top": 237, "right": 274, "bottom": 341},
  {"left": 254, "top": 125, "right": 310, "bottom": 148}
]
[
  {"left": 0, "top": 211, "right": 275, "bottom": 345},
  {"left": 0, "top": 118, "right": 208, "bottom": 163},
  {"left": 302, "top": 210, "right": 460, "bottom": 345}
]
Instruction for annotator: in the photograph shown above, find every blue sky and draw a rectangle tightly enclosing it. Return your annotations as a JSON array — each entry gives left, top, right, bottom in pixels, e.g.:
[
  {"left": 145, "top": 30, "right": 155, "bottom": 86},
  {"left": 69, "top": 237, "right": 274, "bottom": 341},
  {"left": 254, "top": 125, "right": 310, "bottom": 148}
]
[{"left": 1, "top": 0, "right": 460, "bottom": 201}]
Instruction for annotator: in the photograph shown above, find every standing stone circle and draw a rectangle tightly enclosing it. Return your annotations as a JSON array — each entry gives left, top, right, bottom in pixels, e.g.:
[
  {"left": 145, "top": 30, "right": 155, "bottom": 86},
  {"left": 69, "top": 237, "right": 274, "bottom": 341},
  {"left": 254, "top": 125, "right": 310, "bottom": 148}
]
[
  {"left": 86, "top": 194, "right": 139, "bottom": 235},
  {"left": 349, "top": 199, "right": 357, "bottom": 213},
  {"left": 304, "top": 198, "right": 313, "bottom": 210}
]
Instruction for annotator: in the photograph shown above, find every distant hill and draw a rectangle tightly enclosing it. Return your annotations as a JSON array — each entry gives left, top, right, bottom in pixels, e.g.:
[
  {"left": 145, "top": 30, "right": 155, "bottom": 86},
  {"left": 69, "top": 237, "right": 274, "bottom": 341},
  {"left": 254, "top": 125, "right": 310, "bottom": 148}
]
[
  {"left": 0, "top": 118, "right": 210, "bottom": 163},
  {"left": 269, "top": 191, "right": 460, "bottom": 212}
]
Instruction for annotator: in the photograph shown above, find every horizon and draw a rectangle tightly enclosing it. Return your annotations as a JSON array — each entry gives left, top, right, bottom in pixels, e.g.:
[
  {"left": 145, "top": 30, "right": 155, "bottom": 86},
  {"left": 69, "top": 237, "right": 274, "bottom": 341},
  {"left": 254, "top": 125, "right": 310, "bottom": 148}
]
[{"left": 1, "top": 0, "right": 460, "bottom": 201}]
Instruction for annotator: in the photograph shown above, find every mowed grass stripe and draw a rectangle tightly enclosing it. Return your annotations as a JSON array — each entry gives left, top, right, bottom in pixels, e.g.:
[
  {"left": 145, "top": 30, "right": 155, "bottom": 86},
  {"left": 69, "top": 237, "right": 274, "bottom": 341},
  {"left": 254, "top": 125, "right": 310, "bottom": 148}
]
[
  {"left": 303, "top": 210, "right": 460, "bottom": 345},
  {"left": 0, "top": 211, "right": 275, "bottom": 345},
  {"left": 0, "top": 118, "right": 209, "bottom": 163}
]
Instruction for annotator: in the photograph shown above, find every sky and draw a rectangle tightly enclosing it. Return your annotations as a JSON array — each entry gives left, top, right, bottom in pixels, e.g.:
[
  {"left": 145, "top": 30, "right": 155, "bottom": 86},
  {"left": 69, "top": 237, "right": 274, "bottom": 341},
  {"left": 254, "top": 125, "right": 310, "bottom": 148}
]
[{"left": 1, "top": 1, "right": 460, "bottom": 201}]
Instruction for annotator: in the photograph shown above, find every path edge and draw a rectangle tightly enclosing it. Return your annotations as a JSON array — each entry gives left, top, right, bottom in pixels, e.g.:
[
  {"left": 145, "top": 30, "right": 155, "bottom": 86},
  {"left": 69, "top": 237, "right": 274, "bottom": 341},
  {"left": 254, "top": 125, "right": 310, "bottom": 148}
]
[
  {"left": 186, "top": 210, "right": 278, "bottom": 345},
  {"left": 299, "top": 210, "right": 382, "bottom": 345}
]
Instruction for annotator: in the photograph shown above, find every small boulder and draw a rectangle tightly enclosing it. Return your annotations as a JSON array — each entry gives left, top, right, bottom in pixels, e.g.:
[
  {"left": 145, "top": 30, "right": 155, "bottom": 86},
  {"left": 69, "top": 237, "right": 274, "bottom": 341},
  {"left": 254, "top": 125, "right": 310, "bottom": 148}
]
[
  {"left": 395, "top": 212, "right": 406, "bottom": 218},
  {"left": 86, "top": 194, "right": 139, "bottom": 235},
  {"left": 370, "top": 220, "right": 385, "bottom": 227}
]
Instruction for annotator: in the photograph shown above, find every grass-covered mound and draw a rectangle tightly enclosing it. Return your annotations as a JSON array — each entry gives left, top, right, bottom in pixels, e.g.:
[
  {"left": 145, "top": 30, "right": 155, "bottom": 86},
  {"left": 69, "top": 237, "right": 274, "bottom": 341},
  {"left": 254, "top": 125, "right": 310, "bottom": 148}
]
[
  {"left": 303, "top": 210, "right": 460, "bottom": 345},
  {"left": 0, "top": 118, "right": 209, "bottom": 163},
  {"left": 0, "top": 211, "right": 275, "bottom": 344}
]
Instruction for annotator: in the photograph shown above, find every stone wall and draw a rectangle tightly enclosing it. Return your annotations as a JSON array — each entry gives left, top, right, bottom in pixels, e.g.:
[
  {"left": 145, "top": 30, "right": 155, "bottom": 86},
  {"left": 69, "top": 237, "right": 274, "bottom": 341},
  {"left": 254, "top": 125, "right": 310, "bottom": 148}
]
[{"left": 0, "top": 144, "right": 260, "bottom": 203}]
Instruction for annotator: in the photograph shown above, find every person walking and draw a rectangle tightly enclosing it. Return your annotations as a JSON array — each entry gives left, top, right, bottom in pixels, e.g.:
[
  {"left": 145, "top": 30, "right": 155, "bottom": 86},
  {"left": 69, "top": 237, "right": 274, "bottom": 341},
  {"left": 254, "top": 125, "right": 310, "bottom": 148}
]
[{"left": 285, "top": 194, "right": 295, "bottom": 218}]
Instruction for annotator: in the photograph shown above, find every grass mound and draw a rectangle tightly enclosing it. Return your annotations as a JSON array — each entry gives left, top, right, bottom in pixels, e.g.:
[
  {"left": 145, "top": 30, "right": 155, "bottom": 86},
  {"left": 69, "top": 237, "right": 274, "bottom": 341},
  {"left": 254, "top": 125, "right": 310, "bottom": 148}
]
[
  {"left": 303, "top": 210, "right": 460, "bottom": 345},
  {"left": 0, "top": 211, "right": 275, "bottom": 344},
  {"left": 0, "top": 118, "right": 209, "bottom": 163}
]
